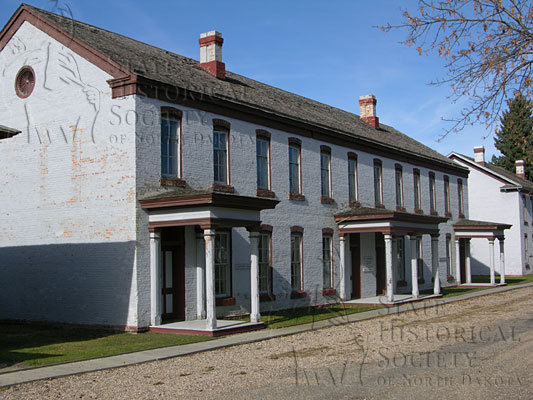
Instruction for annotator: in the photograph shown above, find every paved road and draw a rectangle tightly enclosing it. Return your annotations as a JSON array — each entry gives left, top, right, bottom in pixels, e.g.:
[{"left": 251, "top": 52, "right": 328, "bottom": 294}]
[{"left": 2, "top": 288, "right": 533, "bottom": 399}]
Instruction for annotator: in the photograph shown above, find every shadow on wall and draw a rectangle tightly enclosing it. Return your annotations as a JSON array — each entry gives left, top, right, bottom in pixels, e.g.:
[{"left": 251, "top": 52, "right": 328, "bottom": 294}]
[{"left": 0, "top": 241, "right": 136, "bottom": 327}]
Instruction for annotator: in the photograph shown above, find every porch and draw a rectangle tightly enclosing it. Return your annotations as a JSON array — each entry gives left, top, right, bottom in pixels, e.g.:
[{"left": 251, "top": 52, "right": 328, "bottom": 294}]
[{"left": 140, "top": 189, "right": 279, "bottom": 335}]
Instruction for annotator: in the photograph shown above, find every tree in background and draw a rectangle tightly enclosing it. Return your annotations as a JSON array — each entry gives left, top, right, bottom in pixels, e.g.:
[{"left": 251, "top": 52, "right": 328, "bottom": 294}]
[
  {"left": 382, "top": 0, "right": 533, "bottom": 137},
  {"left": 492, "top": 92, "right": 533, "bottom": 179}
]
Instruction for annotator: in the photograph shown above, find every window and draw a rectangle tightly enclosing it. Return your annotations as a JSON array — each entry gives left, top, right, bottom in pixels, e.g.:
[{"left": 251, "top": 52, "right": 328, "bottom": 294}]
[
  {"left": 416, "top": 237, "right": 424, "bottom": 281},
  {"left": 413, "top": 169, "right": 421, "bottom": 211},
  {"left": 395, "top": 164, "right": 404, "bottom": 209},
  {"left": 256, "top": 135, "right": 270, "bottom": 190},
  {"left": 523, "top": 195, "right": 528, "bottom": 224},
  {"left": 446, "top": 235, "right": 452, "bottom": 277},
  {"left": 258, "top": 232, "right": 272, "bottom": 295},
  {"left": 213, "top": 127, "right": 229, "bottom": 184},
  {"left": 457, "top": 179, "right": 464, "bottom": 217},
  {"left": 374, "top": 159, "right": 383, "bottom": 206},
  {"left": 444, "top": 176, "right": 451, "bottom": 215},
  {"left": 320, "top": 147, "right": 332, "bottom": 199},
  {"left": 525, "top": 234, "right": 529, "bottom": 266},
  {"left": 290, "top": 231, "right": 303, "bottom": 290},
  {"left": 429, "top": 172, "right": 436, "bottom": 213},
  {"left": 288, "top": 139, "right": 302, "bottom": 195},
  {"left": 161, "top": 108, "right": 181, "bottom": 177},
  {"left": 395, "top": 237, "right": 405, "bottom": 283},
  {"left": 215, "top": 231, "right": 231, "bottom": 297},
  {"left": 322, "top": 234, "right": 333, "bottom": 289},
  {"left": 348, "top": 153, "right": 358, "bottom": 203}
]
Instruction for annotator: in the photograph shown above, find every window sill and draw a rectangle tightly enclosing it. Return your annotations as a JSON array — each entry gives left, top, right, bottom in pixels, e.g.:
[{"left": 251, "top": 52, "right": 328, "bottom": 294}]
[
  {"left": 321, "top": 288, "right": 337, "bottom": 296},
  {"left": 288, "top": 193, "right": 306, "bottom": 201},
  {"left": 458, "top": 213, "right": 465, "bottom": 219},
  {"left": 397, "top": 280, "right": 407, "bottom": 287},
  {"left": 349, "top": 200, "right": 361, "bottom": 208},
  {"left": 445, "top": 212, "right": 452, "bottom": 218},
  {"left": 375, "top": 203, "right": 385, "bottom": 209},
  {"left": 396, "top": 206, "right": 406, "bottom": 212},
  {"left": 414, "top": 208, "right": 424, "bottom": 214},
  {"left": 212, "top": 184, "right": 235, "bottom": 193},
  {"left": 216, "top": 297, "right": 236, "bottom": 306},
  {"left": 430, "top": 210, "right": 439, "bottom": 216},
  {"left": 320, "top": 197, "right": 335, "bottom": 205},
  {"left": 256, "top": 189, "right": 276, "bottom": 198},
  {"left": 290, "top": 290, "right": 307, "bottom": 299},
  {"left": 160, "top": 177, "right": 186, "bottom": 188},
  {"left": 260, "top": 293, "right": 276, "bottom": 302},
  {"left": 446, "top": 275, "right": 455, "bottom": 282}
]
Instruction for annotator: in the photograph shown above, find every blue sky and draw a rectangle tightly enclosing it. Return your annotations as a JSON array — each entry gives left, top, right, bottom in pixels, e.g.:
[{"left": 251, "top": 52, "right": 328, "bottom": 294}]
[{"left": 1, "top": 0, "right": 501, "bottom": 160}]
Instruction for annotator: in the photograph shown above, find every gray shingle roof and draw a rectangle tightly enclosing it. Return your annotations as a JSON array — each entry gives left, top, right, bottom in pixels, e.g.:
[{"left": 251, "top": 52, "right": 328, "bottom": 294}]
[
  {"left": 24, "top": 5, "right": 464, "bottom": 171},
  {"left": 453, "top": 219, "right": 512, "bottom": 230},
  {"left": 0, "top": 124, "right": 20, "bottom": 138}
]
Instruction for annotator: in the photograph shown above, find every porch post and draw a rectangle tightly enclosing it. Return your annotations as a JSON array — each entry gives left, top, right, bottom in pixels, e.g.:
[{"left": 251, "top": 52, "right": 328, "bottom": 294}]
[
  {"left": 339, "top": 234, "right": 347, "bottom": 300},
  {"left": 431, "top": 235, "right": 440, "bottom": 295},
  {"left": 489, "top": 238, "right": 496, "bottom": 285},
  {"left": 499, "top": 237, "right": 506, "bottom": 284},
  {"left": 150, "top": 230, "right": 162, "bottom": 326},
  {"left": 410, "top": 235, "right": 419, "bottom": 299},
  {"left": 204, "top": 228, "right": 217, "bottom": 330},
  {"left": 249, "top": 231, "right": 261, "bottom": 323},
  {"left": 455, "top": 239, "right": 461, "bottom": 284},
  {"left": 196, "top": 231, "right": 206, "bottom": 320},
  {"left": 384, "top": 233, "right": 394, "bottom": 302},
  {"left": 465, "top": 239, "right": 472, "bottom": 284}
]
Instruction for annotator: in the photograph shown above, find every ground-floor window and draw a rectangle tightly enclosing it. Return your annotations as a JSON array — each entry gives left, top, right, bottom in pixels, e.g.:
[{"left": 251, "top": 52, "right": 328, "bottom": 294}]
[
  {"left": 291, "top": 233, "right": 303, "bottom": 290},
  {"left": 258, "top": 232, "right": 272, "bottom": 294},
  {"left": 395, "top": 237, "right": 405, "bottom": 283},
  {"left": 215, "top": 231, "right": 231, "bottom": 297},
  {"left": 416, "top": 237, "right": 424, "bottom": 281},
  {"left": 322, "top": 235, "right": 333, "bottom": 289},
  {"left": 525, "top": 234, "right": 529, "bottom": 267},
  {"left": 446, "top": 236, "right": 453, "bottom": 276}
]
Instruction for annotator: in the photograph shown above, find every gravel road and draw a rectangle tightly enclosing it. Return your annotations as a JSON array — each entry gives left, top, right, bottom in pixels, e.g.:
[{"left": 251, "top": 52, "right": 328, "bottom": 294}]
[{"left": 2, "top": 287, "right": 533, "bottom": 399}]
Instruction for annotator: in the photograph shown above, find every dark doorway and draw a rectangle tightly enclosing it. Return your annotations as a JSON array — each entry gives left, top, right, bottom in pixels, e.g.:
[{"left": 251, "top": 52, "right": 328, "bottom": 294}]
[
  {"left": 375, "top": 233, "right": 386, "bottom": 295},
  {"left": 350, "top": 233, "right": 361, "bottom": 299},
  {"left": 161, "top": 227, "right": 186, "bottom": 322},
  {"left": 459, "top": 238, "right": 467, "bottom": 283}
]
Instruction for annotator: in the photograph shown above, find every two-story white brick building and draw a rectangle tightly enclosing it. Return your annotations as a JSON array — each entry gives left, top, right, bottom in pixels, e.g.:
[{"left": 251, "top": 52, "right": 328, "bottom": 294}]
[{"left": 1, "top": 5, "right": 494, "bottom": 334}]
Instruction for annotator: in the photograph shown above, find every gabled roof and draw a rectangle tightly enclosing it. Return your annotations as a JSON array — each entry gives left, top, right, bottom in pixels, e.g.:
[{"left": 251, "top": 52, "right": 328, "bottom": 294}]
[
  {"left": 0, "top": 124, "right": 20, "bottom": 139},
  {"left": 448, "top": 152, "right": 533, "bottom": 192},
  {"left": 0, "top": 4, "right": 468, "bottom": 176}
]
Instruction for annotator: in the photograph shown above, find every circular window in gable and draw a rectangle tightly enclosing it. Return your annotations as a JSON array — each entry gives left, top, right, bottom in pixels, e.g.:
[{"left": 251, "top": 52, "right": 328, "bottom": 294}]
[{"left": 15, "top": 66, "right": 36, "bottom": 99}]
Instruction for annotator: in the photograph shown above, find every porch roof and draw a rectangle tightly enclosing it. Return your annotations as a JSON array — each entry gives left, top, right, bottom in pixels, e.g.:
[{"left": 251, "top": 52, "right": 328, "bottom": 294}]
[
  {"left": 453, "top": 219, "right": 511, "bottom": 239},
  {"left": 140, "top": 188, "right": 279, "bottom": 230},
  {"left": 0, "top": 124, "right": 20, "bottom": 139},
  {"left": 334, "top": 206, "right": 448, "bottom": 236}
]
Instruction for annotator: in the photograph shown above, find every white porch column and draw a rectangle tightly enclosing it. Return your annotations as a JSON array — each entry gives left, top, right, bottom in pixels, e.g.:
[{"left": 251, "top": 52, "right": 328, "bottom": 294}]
[
  {"left": 499, "top": 237, "right": 506, "bottom": 284},
  {"left": 150, "top": 230, "right": 162, "bottom": 326},
  {"left": 410, "top": 235, "right": 419, "bottom": 299},
  {"left": 465, "top": 239, "right": 472, "bottom": 284},
  {"left": 339, "top": 234, "right": 347, "bottom": 300},
  {"left": 489, "top": 238, "right": 496, "bottom": 285},
  {"left": 249, "top": 231, "right": 260, "bottom": 323},
  {"left": 431, "top": 235, "right": 440, "bottom": 295},
  {"left": 455, "top": 239, "right": 461, "bottom": 284},
  {"left": 196, "top": 231, "right": 206, "bottom": 320},
  {"left": 384, "top": 234, "right": 394, "bottom": 302},
  {"left": 204, "top": 228, "right": 217, "bottom": 330}
]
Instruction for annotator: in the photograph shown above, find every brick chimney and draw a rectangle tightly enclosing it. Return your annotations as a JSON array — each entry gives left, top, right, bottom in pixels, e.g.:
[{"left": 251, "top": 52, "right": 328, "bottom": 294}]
[
  {"left": 198, "top": 31, "right": 225, "bottom": 79},
  {"left": 359, "top": 95, "right": 379, "bottom": 129},
  {"left": 516, "top": 160, "right": 526, "bottom": 179},
  {"left": 473, "top": 146, "right": 485, "bottom": 164}
]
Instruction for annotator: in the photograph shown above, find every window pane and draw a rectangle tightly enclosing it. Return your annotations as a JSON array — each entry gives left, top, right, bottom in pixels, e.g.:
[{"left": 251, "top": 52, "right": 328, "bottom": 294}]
[
  {"left": 348, "top": 159, "right": 357, "bottom": 201},
  {"left": 458, "top": 180, "right": 464, "bottom": 215},
  {"left": 429, "top": 175, "right": 435, "bottom": 211},
  {"left": 214, "top": 130, "right": 227, "bottom": 184},
  {"left": 374, "top": 164, "right": 382, "bottom": 205},
  {"left": 444, "top": 179, "right": 450, "bottom": 214},
  {"left": 396, "top": 238, "right": 405, "bottom": 281},
  {"left": 289, "top": 146, "right": 300, "bottom": 194},
  {"left": 291, "top": 234, "right": 302, "bottom": 290},
  {"left": 395, "top": 169, "right": 402, "bottom": 208},
  {"left": 414, "top": 173, "right": 421, "bottom": 209},
  {"left": 257, "top": 139, "right": 269, "bottom": 190},
  {"left": 321, "top": 153, "right": 330, "bottom": 197},
  {"left": 258, "top": 233, "right": 271, "bottom": 294},
  {"left": 215, "top": 232, "right": 230, "bottom": 297},
  {"left": 161, "top": 117, "right": 179, "bottom": 177}
]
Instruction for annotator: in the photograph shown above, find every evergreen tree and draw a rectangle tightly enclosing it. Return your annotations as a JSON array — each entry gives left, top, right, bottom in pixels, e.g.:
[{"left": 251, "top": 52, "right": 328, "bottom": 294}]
[{"left": 491, "top": 93, "right": 533, "bottom": 180}]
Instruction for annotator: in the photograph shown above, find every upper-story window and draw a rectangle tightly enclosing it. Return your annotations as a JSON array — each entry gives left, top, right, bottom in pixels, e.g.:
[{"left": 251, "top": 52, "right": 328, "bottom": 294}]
[
  {"left": 523, "top": 195, "right": 528, "bottom": 224},
  {"left": 322, "top": 230, "right": 333, "bottom": 289},
  {"left": 413, "top": 169, "right": 422, "bottom": 211},
  {"left": 395, "top": 164, "right": 404, "bottom": 210},
  {"left": 256, "top": 131, "right": 271, "bottom": 191},
  {"left": 288, "top": 138, "right": 302, "bottom": 196},
  {"left": 429, "top": 172, "right": 437, "bottom": 214},
  {"left": 348, "top": 152, "right": 358, "bottom": 203},
  {"left": 213, "top": 120, "right": 231, "bottom": 185},
  {"left": 161, "top": 107, "right": 182, "bottom": 178},
  {"left": 320, "top": 146, "right": 332, "bottom": 199},
  {"left": 457, "top": 178, "right": 464, "bottom": 217},
  {"left": 374, "top": 159, "right": 383, "bottom": 207},
  {"left": 444, "top": 175, "right": 451, "bottom": 216}
]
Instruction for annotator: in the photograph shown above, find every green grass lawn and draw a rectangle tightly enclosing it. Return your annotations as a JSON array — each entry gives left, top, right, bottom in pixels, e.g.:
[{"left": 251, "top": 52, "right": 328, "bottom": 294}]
[
  {"left": 257, "top": 304, "right": 383, "bottom": 329},
  {"left": 0, "top": 323, "right": 211, "bottom": 368},
  {"left": 471, "top": 274, "right": 533, "bottom": 285}
]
